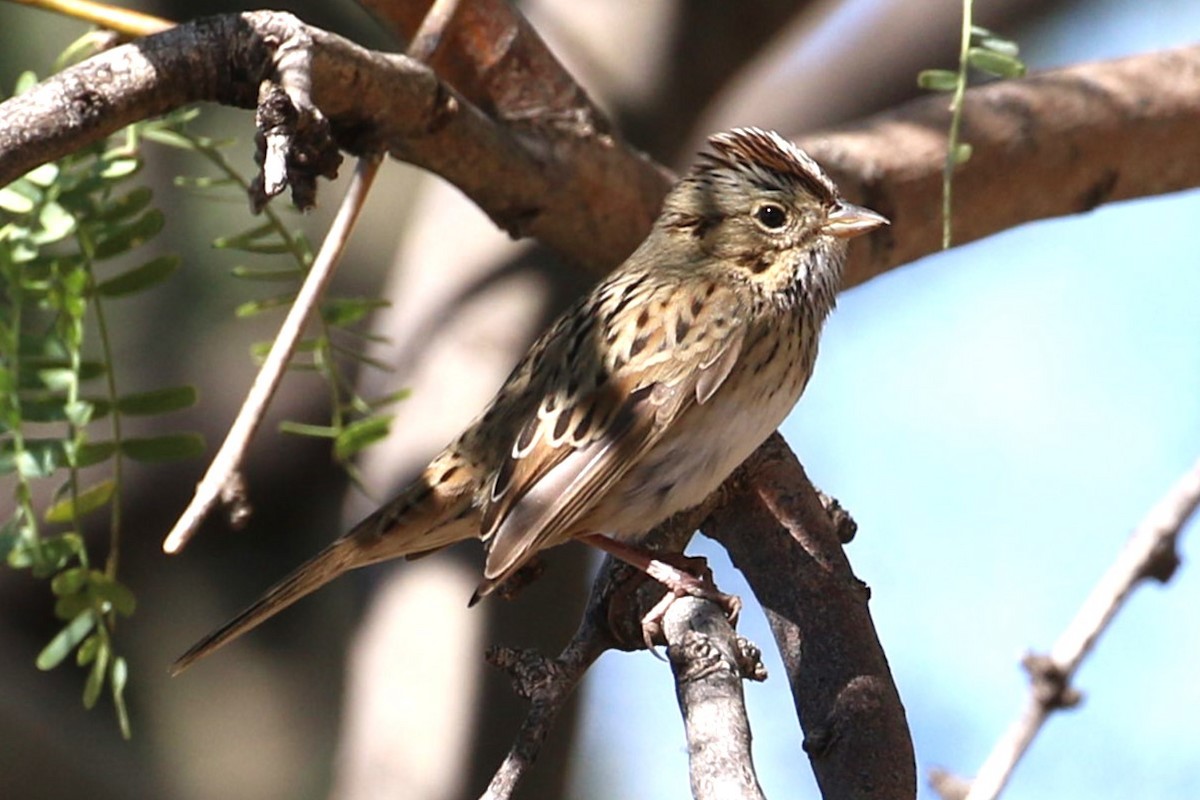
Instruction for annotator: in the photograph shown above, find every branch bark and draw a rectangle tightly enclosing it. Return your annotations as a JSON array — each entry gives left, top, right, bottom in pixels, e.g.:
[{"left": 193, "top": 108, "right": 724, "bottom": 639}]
[
  {"left": 708, "top": 435, "right": 916, "bottom": 800},
  {"left": 2, "top": 18, "right": 1197, "bottom": 279},
  {"left": 664, "top": 597, "right": 769, "bottom": 800}
]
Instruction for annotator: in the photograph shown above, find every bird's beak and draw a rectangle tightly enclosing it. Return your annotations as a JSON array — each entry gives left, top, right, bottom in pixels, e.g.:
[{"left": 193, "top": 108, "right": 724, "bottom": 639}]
[{"left": 823, "top": 202, "right": 889, "bottom": 239}]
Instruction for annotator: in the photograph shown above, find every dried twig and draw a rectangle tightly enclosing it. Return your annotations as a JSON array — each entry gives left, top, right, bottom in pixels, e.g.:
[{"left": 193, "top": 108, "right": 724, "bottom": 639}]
[
  {"left": 932, "top": 456, "right": 1200, "bottom": 800},
  {"left": 163, "top": 155, "right": 380, "bottom": 553}
]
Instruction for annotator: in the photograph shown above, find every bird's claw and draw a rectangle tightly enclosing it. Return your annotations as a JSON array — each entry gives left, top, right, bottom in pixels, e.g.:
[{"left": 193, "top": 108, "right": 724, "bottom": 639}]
[{"left": 639, "top": 554, "right": 742, "bottom": 655}]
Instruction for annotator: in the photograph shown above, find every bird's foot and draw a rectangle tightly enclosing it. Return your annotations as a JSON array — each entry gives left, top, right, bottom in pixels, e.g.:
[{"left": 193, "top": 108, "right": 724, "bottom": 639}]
[
  {"left": 639, "top": 554, "right": 742, "bottom": 649},
  {"left": 577, "top": 534, "right": 741, "bottom": 651}
]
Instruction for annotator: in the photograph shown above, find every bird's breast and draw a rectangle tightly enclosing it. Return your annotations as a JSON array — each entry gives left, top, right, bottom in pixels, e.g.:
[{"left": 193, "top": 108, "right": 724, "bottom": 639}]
[{"left": 596, "top": 313, "right": 819, "bottom": 539}]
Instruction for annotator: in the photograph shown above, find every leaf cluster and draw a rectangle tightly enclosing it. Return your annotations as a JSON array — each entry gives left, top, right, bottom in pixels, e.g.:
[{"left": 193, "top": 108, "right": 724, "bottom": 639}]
[
  {"left": 0, "top": 72, "right": 204, "bottom": 738},
  {"left": 916, "top": 11, "right": 1028, "bottom": 248}
]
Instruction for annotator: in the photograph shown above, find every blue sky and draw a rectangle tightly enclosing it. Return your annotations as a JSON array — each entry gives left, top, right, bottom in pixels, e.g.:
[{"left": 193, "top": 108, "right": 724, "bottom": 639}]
[{"left": 571, "top": 2, "right": 1200, "bottom": 797}]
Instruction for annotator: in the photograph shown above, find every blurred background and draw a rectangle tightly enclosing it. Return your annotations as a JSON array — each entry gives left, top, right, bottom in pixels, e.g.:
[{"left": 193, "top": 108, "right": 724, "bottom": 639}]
[{"left": 1, "top": 0, "right": 1197, "bottom": 798}]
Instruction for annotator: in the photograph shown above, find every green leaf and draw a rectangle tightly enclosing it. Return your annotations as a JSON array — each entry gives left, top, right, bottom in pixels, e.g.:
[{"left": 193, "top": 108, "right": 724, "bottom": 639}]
[
  {"left": 917, "top": 69, "right": 960, "bottom": 92},
  {"left": 32, "top": 201, "right": 77, "bottom": 244},
  {"left": 92, "top": 209, "right": 164, "bottom": 260},
  {"left": 36, "top": 610, "right": 96, "bottom": 670},
  {"left": 278, "top": 421, "right": 338, "bottom": 438},
  {"left": 95, "top": 186, "right": 154, "bottom": 223},
  {"left": 0, "top": 521, "right": 17, "bottom": 562},
  {"left": 953, "top": 142, "right": 973, "bottom": 165},
  {"left": 76, "top": 633, "right": 100, "bottom": 666},
  {"left": 116, "top": 385, "right": 197, "bottom": 415},
  {"left": 92, "top": 576, "right": 136, "bottom": 616},
  {"left": 366, "top": 388, "right": 411, "bottom": 409},
  {"left": 321, "top": 297, "right": 389, "bottom": 327},
  {"left": 25, "top": 163, "right": 60, "bottom": 188},
  {"left": 50, "top": 566, "right": 90, "bottom": 595},
  {"left": 967, "top": 47, "right": 1026, "bottom": 78},
  {"left": 55, "top": 591, "right": 91, "bottom": 620},
  {"left": 83, "top": 643, "right": 109, "bottom": 708},
  {"left": 230, "top": 265, "right": 305, "bottom": 281},
  {"left": 978, "top": 35, "right": 1020, "bottom": 58},
  {"left": 77, "top": 440, "right": 118, "bottom": 467},
  {"left": 10, "top": 395, "right": 80, "bottom": 423},
  {"left": 0, "top": 185, "right": 36, "bottom": 213},
  {"left": 0, "top": 438, "right": 66, "bottom": 477},
  {"left": 44, "top": 479, "right": 116, "bottom": 522},
  {"left": 213, "top": 221, "right": 300, "bottom": 255},
  {"left": 111, "top": 656, "right": 131, "bottom": 739},
  {"left": 98, "top": 156, "right": 141, "bottom": 180},
  {"left": 171, "top": 174, "right": 238, "bottom": 190},
  {"left": 121, "top": 433, "right": 205, "bottom": 462},
  {"left": 13, "top": 70, "right": 39, "bottom": 96},
  {"left": 95, "top": 254, "right": 180, "bottom": 297},
  {"left": 139, "top": 127, "right": 195, "bottom": 149},
  {"left": 334, "top": 415, "right": 392, "bottom": 461},
  {"left": 63, "top": 398, "right": 95, "bottom": 426},
  {"left": 236, "top": 293, "right": 296, "bottom": 318},
  {"left": 35, "top": 534, "right": 85, "bottom": 576},
  {"left": 21, "top": 358, "right": 107, "bottom": 390}
]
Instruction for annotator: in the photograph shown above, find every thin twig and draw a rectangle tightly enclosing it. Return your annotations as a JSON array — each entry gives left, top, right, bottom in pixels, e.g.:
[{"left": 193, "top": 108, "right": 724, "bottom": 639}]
[
  {"left": 933, "top": 456, "right": 1200, "bottom": 800},
  {"left": 405, "top": 0, "right": 463, "bottom": 63},
  {"left": 162, "top": 156, "right": 381, "bottom": 553},
  {"left": 664, "top": 596, "right": 768, "bottom": 800},
  {"left": 12, "top": 0, "right": 172, "bottom": 38}
]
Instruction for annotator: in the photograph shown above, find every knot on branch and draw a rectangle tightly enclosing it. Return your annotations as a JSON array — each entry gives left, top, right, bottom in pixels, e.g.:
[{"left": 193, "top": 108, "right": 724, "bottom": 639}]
[
  {"left": 928, "top": 767, "right": 971, "bottom": 800},
  {"left": 818, "top": 490, "right": 858, "bottom": 543},
  {"left": 733, "top": 635, "right": 768, "bottom": 682},
  {"left": 486, "top": 645, "right": 570, "bottom": 703},
  {"left": 1021, "top": 653, "right": 1082, "bottom": 710},
  {"left": 668, "top": 631, "right": 735, "bottom": 683},
  {"left": 251, "top": 81, "right": 340, "bottom": 212},
  {"left": 1141, "top": 535, "right": 1181, "bottom": 584}
]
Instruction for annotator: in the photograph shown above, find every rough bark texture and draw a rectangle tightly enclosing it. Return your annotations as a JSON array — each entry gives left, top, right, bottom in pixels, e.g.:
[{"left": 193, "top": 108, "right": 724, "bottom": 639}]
[{"left": 708, "top": 435, "right": 916, "bottom": 800}]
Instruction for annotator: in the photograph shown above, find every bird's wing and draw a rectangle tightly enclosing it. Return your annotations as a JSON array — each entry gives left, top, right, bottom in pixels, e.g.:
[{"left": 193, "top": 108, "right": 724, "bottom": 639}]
[{"left": 478, "top": 278, "right": 745, "bottom": 591}]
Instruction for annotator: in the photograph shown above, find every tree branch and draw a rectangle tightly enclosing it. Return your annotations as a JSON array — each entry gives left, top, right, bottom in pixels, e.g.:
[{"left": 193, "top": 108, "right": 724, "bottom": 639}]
[
  {"left": 0, "top": 10, "right": 671, "bottom": 273},
  {"left": 803, "top": 45, "right": 1200, "bottom": 291},
  {"left": 664, "top": 596, "right": 769, "bottom": 800},
  {"left": 931, "top": 456, "right": 1200, "bottom": 800},
  {"left": 706, "top": 434, "right": 917, "bottom": 800},
  {"left": 3, "top": 14, "right": 1196, "bottom": 800},
  {"left": 2, "top": 20, "right": 1197, "bottom": 278},
  {"left": 479, "top": 497, "right": 721, "bottom": 799}
]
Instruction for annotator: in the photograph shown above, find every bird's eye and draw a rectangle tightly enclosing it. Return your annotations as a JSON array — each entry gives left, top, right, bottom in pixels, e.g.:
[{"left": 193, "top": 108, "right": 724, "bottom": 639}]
[{"left": 753, "top": 203, "right": 789, "bottom": 230}]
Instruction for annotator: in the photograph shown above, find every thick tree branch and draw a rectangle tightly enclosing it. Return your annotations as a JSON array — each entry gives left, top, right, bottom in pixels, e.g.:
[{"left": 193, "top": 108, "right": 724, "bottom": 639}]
[
  {"left": 2, "top": 20, "right": 1197, "bottom": 277},
  {"left": 931, "top": 456, "right": 1200, "bottom": 800},
  {"left": 803, "top": 45, "right": 1200, "bottom": 290},
  {"left": 0, "top": 10, "right": 670, "bottom": 273},
  {"left": 706, "top": 434, "right": 916, "bottom": 800}
]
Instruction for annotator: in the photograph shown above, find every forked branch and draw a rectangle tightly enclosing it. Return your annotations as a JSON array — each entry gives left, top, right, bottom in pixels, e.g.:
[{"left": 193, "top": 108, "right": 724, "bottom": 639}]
[{"left": 932, "top": 457, "right": 1200, "bottom": 800}]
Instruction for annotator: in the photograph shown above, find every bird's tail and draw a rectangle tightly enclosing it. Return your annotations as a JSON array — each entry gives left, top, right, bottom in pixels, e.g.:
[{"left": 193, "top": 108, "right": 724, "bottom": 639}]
[
  {"left": 171, "top": 538, "right": 358, "bottom": 676},
  {"left": 172, "top": 459, "right": 478, "bottom": 676}
]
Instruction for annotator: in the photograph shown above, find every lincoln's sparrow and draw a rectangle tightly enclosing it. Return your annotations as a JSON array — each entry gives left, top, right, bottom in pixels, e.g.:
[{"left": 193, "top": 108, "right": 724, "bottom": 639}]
[{"left": 172, "top": 127, "right": 886, "bottom": 674}]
